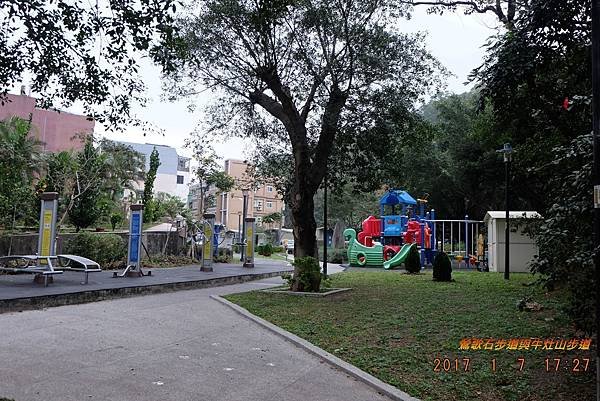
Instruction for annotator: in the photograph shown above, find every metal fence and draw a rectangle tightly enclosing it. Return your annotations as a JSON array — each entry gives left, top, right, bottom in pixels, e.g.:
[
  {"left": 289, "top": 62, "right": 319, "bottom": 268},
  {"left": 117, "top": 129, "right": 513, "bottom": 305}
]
[{"left": 425, "top": 217, "right": 485, "bottom": 259}]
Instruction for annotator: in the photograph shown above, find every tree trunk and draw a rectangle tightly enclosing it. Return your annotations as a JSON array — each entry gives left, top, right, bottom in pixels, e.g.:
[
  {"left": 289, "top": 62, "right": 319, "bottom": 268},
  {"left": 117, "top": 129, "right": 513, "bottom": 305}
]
[
  {"left": 290, "top": 186, "right": 318, "bottom": 291},
  {"left": 291, "top": 193, "right": 317, "bottom": 257},
  {"left": 332, "top": 220, "right": 346, "bottom": 249}
]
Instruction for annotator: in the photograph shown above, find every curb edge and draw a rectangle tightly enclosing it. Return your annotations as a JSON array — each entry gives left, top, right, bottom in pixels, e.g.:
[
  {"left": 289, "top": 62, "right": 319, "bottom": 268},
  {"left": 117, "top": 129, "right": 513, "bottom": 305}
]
[{"left": 211, "top": 294, "right": 420, "bottom": 401}]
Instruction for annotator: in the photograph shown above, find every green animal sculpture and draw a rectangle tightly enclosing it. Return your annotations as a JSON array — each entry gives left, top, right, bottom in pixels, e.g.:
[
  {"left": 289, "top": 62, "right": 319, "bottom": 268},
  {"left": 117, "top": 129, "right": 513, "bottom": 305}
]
[{"left": 344, "top": 228, "right": 384, "bottom": 267}]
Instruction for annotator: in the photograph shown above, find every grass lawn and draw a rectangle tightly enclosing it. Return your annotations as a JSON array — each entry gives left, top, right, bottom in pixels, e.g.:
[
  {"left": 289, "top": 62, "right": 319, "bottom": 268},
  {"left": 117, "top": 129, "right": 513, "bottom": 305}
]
[
  {"left": 225, "top": 271, "right": 594, "bottom": 401},
  {"left": 254, "top": 252, "right": 290, "bottom": 262}
]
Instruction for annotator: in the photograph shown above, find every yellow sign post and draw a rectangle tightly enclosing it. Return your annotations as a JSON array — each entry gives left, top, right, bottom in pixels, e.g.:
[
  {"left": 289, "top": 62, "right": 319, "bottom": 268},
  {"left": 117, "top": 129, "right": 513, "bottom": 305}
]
[
  {"left": 37, "top": 192, "right": 59, "bottom": 263},
  {"left": 201, "top": 213, "right": 215, "bottom": 272},
  {"left": 243, "top": 217, "right": 255, "bottom": 268}
]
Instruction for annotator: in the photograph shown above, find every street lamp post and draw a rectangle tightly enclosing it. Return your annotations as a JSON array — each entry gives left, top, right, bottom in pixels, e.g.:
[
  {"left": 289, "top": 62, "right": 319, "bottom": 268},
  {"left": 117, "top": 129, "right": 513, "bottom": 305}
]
[
  {"left": 240, "top": 189, "right": 249, "bottom": 262},
  {"left": 497, "top": 143, "right": 512, "bottom": 280},
  {"left": 237, "top": 212, "right": 242, "bottom": 244}
]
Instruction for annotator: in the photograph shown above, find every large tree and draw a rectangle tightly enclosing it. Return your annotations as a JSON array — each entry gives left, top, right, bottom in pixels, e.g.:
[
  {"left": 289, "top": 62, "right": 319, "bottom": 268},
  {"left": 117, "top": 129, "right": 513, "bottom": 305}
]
[
  {"left": 98, "top": 139, "right": 146, "bottom": 202},
  {"left": 142, "top": 147, "right": 161, "bottom": 223},
  {"left": 187, "top": 138, "right": 235, "bottom": 217},
  {"left": 68, "top": 140, "right": 107, "bottom": 231},
  {"left": 0, "top": 117, "right": 43, "bottom": 228},
  {"left": 474, "top": 0, "right": 593, "bottom": 333},
  {"left": 160, "top": 0, "right": 441, "bottom": 271},
  {"left": 401, "top": 91, "right": 506, "bottom": 218},
  {"left": 0, "top": 0, "right": 177, "bottom": 126}
]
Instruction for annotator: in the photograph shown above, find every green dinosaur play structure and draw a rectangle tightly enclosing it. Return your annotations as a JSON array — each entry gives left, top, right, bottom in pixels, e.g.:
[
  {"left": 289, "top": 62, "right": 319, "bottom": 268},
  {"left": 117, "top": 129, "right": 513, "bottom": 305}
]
[
  {"left": 383, "top": 243, "right": 416, "bottom": 270},
  {"left": 344, "top": 228, "right": 417, "bottom": 269},
  {"left": 344, "top": 228, "right": 384, "bottom": 267}
]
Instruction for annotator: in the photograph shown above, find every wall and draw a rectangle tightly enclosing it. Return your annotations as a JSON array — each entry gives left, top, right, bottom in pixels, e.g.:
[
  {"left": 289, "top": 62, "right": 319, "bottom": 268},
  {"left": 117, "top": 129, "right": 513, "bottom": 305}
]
[
  {"left": 118, "top": 141, "right": 191, "bottom": 201},
  {"left": 0, "top": 231, "right": 185, "bottom": 258},
  {"left": 0, "top": 93, "right": 93, "bottom": 152},
  {"left": 214, "top": 159, "right": 285, "bottom": 231},
  {"left": 487, "top": 219, "right": 538, "bottom": 273}
]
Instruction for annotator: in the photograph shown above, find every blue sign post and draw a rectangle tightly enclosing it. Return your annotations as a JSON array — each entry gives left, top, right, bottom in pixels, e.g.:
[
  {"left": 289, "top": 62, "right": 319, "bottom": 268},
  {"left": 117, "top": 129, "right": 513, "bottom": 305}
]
[{"left": 114, "top": 204, "right": 150, "bottom": 277}]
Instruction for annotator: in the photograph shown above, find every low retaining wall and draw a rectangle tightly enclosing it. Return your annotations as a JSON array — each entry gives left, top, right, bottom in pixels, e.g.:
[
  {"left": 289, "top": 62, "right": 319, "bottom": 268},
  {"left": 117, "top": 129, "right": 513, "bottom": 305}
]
[
  {"left": 0, "top": 270, "right": 290, "bottom": 313},
  {"left": 0, "top": 231, "right": 185, "bottom": 256}
]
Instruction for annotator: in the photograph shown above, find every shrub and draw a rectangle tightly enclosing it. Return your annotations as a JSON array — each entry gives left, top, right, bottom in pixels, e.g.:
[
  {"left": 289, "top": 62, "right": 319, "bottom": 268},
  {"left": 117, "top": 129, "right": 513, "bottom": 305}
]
[
  {"left": 214, "top": 247, "right": 232, "bottom": 263},
  {"left": 142, "top": 254, "right": 194, "bottom": 268},
  {"left": 232, "top": 244, "right": 241, "bottom": 254},
  {"left": 291, "top": 256, "right": 321, "bottom": 292},
  {"left": 432, "top": 251, "right": 452, "bottom": 281},
  {"left": 262, "top": 243, "right": 273, "bottom": 256},
  {"left": 63, "top": 232, "right": 126, "bottom": 267},
  {"left": 109, "top": 212, "right": 123, "bottom": 231},
  {"left": 281, "top": 273, "right": 293, "bottom": 287},
  {"left": 327, "top": 249, "right": 347, "bottom": 263},
  {"left": 317, "top": 247, "right": 347, "bottom": 263},
  {"left": 256, "top": 243, "right": 273, "bottom": 256},
  {"left": 404, "top": 245, "right": 421, "bottom": 274},
  {"left": 272, "top": 245, "right": 284, "bottom": 253}
]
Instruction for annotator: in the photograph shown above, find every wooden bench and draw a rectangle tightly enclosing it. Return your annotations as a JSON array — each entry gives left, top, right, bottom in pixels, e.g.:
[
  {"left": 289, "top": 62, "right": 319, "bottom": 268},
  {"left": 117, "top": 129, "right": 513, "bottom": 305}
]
[{"left": 56, "top": 255, "right": 102, "bottom": 284}]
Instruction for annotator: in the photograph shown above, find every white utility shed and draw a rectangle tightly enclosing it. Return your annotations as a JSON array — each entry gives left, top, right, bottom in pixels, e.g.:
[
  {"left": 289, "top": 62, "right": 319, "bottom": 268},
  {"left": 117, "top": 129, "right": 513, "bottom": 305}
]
[{"left": 484, "top": 211, "right": 541, "bottom": 273}]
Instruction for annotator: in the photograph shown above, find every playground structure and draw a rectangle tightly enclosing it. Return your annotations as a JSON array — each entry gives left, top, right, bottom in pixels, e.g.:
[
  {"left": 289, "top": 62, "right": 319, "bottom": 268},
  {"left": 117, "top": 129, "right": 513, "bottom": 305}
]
[
  {"left": 0, "top": 192, "right": 102, "bottom": 286},
  {"left": 345, "top": 189, "right": 485, "bottom": 269}
]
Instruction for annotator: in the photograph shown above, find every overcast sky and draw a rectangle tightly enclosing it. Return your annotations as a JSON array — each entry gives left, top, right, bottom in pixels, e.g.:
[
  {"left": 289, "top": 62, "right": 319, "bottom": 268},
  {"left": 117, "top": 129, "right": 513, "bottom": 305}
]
[{"left": 93, "top": 7, "right": 499, "bottom": 162}]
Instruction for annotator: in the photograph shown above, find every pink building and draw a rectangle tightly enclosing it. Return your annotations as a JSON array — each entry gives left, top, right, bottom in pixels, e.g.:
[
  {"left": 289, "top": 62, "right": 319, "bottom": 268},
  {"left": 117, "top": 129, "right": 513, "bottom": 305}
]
[{"left": 0, "top": 93, "right": 94, "bottom": 152}]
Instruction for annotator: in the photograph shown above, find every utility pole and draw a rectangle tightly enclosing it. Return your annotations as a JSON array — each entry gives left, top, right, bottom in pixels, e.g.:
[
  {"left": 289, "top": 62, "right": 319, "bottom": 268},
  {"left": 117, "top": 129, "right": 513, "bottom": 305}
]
[
  {"left": 240, "top": 189, "right": 249, "bottom": 262},
  {"left": 497, "top": 143, "right": 512, "bottom": 280},
  {"left": 323, "top": 170, "right": 328, "bottom": 278},
  {"left": 591, "top": 1, "right": 600, "bottom": 399}
]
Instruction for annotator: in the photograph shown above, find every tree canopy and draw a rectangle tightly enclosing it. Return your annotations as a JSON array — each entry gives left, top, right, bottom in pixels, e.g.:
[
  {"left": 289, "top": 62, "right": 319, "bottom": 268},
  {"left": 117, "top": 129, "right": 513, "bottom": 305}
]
[
  {"left": 401, "top": 0, "right": 519, "bottom": 26},
  {"left": 143, "top": 147, "right": 161, "bottom": 223},
  {"left": 407, "top": 0, "right": 594, "bottom": 333},
  {"left": 0, "top": 0, "right": 177, "bottom": 127},
  {"left": 0, "top": 117, "right": 43, "bottom": 228},
  {"left": 474, "top": 0, "right": 593, "bottom": 333},
  {"left": 160, "top": 0, "right": 443, "bottom": 269}
]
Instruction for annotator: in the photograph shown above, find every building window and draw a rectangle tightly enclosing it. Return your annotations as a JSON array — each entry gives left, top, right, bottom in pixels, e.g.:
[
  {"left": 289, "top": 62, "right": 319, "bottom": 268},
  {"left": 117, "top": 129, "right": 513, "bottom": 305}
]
[
  {"left": 177, "top": 157, "right": 190, "bottom": 172},
  {"left": 266, "top": 185, "right": 273, "bottom": 192},
  {"left": 177, "top": 175, "right": 184, "bottom": 184},
  {"left": 266, "top": 201, "right": 272, "bottom": 208},
  {"left": 255, "top": 200, "right": 263, "bottom": 211}
]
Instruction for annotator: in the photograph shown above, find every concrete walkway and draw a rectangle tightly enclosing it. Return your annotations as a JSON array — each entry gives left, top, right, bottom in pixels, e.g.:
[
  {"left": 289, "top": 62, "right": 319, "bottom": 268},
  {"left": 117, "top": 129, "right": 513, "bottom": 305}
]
[
  {"left": 0, "top": 275, "right": 391, "bottom": 401},
  {"left": 0, "top": 259, "right": 293, "bottom": 302}
]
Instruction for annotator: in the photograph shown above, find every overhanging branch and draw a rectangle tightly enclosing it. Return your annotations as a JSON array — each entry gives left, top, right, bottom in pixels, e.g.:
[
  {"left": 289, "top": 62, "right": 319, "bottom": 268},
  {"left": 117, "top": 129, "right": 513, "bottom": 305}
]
[
  {"left": 248, "top": 90, "right": 293, "bottom": 130},
  {"left": 309, "top": 86, "right": 348, "bottom": 191},
  {"left": 399, "top": 0, "right": 500, "bottom": 18}
]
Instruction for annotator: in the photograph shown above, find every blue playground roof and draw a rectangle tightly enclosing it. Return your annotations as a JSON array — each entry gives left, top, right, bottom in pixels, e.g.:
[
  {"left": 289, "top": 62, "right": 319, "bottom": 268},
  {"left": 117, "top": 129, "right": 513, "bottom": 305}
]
[{"left": 379, "top": 190, "right": 417, "bottom": 206}]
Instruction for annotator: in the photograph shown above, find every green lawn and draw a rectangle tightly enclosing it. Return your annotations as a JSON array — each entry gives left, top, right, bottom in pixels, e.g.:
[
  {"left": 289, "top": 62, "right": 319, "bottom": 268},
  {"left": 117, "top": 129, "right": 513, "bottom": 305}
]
[
  {"left": 225, "top": 271, "right": 594, "bottom": 401},
  {"left": 253, "top": 252, "right": 290, "bottom": 262}
]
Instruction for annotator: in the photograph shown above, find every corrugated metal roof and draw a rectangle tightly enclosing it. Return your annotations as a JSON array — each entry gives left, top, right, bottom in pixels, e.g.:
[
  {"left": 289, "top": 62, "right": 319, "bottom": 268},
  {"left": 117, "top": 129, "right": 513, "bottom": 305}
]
[{"left": 484, "top": 211, "right": 542, "bottom": 222}]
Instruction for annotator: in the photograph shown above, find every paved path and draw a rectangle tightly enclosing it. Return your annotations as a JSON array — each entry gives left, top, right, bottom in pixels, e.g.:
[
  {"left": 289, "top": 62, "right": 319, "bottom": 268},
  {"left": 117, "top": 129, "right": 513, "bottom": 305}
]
[
  {"left": 0, "top": 259, "right": 292, "bottom": 301},
  {"left": 0, "top": 273, "right": 391, "bottom": 401}
]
